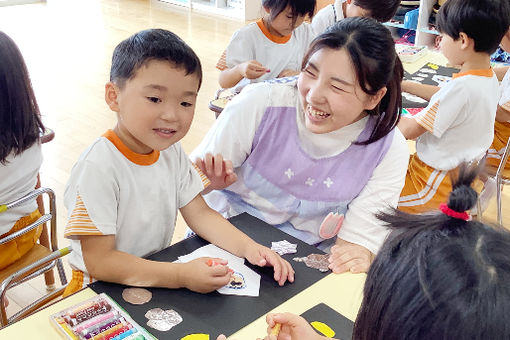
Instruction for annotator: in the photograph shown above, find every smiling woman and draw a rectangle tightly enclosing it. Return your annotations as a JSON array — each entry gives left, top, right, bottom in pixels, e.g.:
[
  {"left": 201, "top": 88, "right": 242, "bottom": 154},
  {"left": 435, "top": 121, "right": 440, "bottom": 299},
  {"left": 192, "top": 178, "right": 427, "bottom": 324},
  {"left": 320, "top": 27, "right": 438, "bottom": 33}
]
[{"left": 191, "top": 17, "right": 409, "bottom": 275}]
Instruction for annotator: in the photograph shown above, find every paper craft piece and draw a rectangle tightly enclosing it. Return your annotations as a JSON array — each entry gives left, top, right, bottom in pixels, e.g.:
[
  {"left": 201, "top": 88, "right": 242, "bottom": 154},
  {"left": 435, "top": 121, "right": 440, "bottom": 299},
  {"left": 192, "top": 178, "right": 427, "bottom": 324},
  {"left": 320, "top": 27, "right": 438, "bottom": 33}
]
[
  {"left": 178, "top": 244, "right": 261, "bottom": 296},
  {"left": 122, "top": 287, "right": 152, "bottom": 305},
  {"left": 145, "top": 308, "right": 183, "bottom": 332},
  {"left": 217, "top": 262, "right": 261, "bottom": 297},
  {"left": 271, "top": 240, "right": 298, "bottom": 255},
  {"left": 177, "top": 244, "right": 244, "bottom": 265},
  {"left": 293, "top": 254, "right": 330, "bottom": 272},
  {"left": 181, "top": 334, "right": 210, "bottom": 340},
  {"left": 300, "top": 303, "right": 354, "bottom": 340},
  {"left": 311, "top": 321, "right": 336, "bottom": 338}
]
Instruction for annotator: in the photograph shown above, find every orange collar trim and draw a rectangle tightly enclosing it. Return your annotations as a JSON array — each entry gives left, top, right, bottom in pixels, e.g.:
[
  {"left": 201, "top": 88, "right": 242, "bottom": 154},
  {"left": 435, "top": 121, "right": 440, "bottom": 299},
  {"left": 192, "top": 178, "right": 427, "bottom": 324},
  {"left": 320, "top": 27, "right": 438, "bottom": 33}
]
[
  {"left": 257, "top": 19, "right": 292, "bottom": 44},
  {"left": 103, "top": 130, "right": 160, "bottom": 166},
  {"left": 452, "top": 68, "right": 494, "bottom": 79}
]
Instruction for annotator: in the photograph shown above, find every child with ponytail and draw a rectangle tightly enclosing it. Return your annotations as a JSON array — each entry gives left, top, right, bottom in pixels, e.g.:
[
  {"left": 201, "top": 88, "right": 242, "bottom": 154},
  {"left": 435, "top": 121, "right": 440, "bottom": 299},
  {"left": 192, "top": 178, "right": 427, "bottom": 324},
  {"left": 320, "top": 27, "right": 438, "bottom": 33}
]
[
  {"left": 192, "top": 17, "right": 409, "bottom": 274},
  {"left": 259, "top": 163, "right": 510, "bottom": 340}
]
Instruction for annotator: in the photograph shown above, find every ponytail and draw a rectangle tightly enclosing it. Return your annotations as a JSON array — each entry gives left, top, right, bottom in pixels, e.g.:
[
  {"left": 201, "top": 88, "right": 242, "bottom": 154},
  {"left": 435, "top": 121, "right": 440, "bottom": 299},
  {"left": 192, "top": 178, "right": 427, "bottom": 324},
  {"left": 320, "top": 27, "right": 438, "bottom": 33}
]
[{"left": 354, "top": 162, "right": 510, "bottom": 340}]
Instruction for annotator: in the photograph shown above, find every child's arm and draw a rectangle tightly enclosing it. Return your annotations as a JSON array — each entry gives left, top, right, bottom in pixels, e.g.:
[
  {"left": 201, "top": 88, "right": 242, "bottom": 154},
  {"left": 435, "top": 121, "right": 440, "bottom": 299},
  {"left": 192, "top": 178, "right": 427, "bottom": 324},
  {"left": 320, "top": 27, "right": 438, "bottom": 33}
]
[
  {"left": 496, "top": 104, "right": 510, "bottom": 122},
  {"left": 180, "top": 194, "right": 295, "bottom": 286},
  {"left": 80, "top": 235, "right": 233, "bottom": 293},
  {"left": 219, "top": 61, "right": 269, "bottom": 89},
  {"left": 402, "top": 80, "right": 440, "bottom": 101},
  {"left": 397, "top": 116, "right": 427, "bottom": 140},
  {"left": 278, "top": 69, "right": 300, "bottom": 78},
  {"left": 495, "top": 66, "right": 510, "bottom": 81}
]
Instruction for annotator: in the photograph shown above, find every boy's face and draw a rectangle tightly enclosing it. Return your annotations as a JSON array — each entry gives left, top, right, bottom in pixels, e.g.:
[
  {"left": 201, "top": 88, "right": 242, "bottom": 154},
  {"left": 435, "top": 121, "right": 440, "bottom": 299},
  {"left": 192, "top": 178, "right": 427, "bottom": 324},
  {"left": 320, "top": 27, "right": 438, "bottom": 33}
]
[
  {"left": 439, "top": 34, "right": 464, "bottom": 66},
  {"left": 106, "top": 60, "right": 199, "bottom": 154}
]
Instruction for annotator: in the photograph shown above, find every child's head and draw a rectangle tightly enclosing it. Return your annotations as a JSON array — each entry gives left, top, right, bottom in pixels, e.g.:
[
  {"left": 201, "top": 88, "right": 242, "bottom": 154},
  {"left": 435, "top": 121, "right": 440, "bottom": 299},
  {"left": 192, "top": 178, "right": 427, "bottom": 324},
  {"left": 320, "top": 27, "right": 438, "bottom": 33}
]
[
  {"left": 262, "top": 0, "right": 316, "bottom": 36},
  {"left": 298, "top": 17, "right": 402, "bottom": 144},
  {"left": 500, "top": 28, "right": 510, "bottom": 52},
  {"left": 105, "top": 29, "right": 202, "bottom": 154},
  {"left": 345, "top": 0, "right": 400, "bottom": 23},
  {"left": 354, "top": 164, "right": 510, "bottom": 339},
  {"left": 436, "top": 0, "right": 510, "bottom": 62},
  {"left": 0, "top": 31, "right": 44, "bottom": 164}
]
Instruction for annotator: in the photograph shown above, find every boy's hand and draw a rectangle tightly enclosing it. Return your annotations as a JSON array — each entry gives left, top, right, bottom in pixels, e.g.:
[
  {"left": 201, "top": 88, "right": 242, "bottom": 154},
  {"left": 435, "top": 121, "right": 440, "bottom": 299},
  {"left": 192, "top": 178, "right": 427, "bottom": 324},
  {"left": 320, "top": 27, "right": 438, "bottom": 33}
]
[
  {"left": 178, "top": 257, "right": 233, "bottom": 293},
  {"left": 243, "top": 243, "right": 295, "bottom": 286},
  {"left": 328, "top": 239, "right": 373, "bottom": 274},
  {"left": 239, "top": 60, "right": 269, "bottom": 79},
  {"left": 277, "top": 69, "right": 299, "bottom": 78},
  {"left": 194, "top": 153, "right": 237, "bottom": 194},
  {"left": 262, "top": 313, "right": 323, "bottom": 340}
]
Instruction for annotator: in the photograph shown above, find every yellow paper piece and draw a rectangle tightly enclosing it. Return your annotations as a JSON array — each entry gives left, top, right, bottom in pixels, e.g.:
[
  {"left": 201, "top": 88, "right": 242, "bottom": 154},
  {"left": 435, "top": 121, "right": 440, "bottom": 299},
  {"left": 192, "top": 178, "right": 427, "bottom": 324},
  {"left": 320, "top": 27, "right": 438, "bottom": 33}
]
[
  {"left": 181, "top": 334, "right": 210, "bottom": 340},
  {"left": 311, "top": 321, "right": 336, "bottom": 338}
]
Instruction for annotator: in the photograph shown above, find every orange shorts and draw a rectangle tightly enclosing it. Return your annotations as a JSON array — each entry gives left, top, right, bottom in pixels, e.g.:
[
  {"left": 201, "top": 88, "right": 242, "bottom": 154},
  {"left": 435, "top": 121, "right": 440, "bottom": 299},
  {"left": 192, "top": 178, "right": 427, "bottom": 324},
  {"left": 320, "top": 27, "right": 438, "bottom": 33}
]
[
  {"left": 398, "top": 154, "right": 482, "bottom": 214},
  {"left": 63, "top": 270, "right": 94, "bottom": 297},
  {"left": 0, "top": 209, "right": 43, "bottom": 270}
]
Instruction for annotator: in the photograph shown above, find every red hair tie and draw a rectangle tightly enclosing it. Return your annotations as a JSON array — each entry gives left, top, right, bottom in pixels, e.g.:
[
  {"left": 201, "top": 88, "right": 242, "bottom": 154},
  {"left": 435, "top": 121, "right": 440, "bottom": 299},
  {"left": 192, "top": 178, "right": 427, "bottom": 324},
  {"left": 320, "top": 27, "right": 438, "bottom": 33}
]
[{"left": 439, "top": 203, "right": 470, "bottom": 221}]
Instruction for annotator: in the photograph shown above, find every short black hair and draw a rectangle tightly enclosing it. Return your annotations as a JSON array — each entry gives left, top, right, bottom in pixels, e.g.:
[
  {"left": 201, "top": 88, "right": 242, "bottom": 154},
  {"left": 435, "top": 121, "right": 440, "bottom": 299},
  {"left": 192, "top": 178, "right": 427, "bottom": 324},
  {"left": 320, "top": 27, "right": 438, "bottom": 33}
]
[
  {"left": 0, "top": 31, "right": 44, "bottom": 164},
  {"left": 437, "top": 0, "right": 510, "bottom": 54},
  {"left": 353, "top": 163, "right": 510, "bottom": 339},
  {"left": 110, "top": 29, "right": 202, "bottom": 90},
  {"left": 262, "top": 0, "right": 316, "bottom": 22},
  {"left": 354, "top": 0, "right": 400, "bottom": 23}
]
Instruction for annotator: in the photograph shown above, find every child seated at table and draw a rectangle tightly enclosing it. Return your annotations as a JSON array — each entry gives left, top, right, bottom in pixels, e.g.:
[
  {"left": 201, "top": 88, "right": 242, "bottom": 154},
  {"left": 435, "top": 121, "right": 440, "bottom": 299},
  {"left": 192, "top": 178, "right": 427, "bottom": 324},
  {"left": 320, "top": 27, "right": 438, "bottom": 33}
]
[
  {"left": 192, "top": 17, "right": 409, "bottom": 274},
  {"left": 488, "top": 29, "right": 510, "bottom": 177},
  {"left": 397, "top": 0, "right": 510, "bottom": 214},
  {"left": 250, "top": 163, "right": 510, "bottom": 340},
  {"left": 62, "top": 29, "right": 294, "bottom": 297},
  {"left": 0, "top": 31, "right": 45, "bottom": 272},
  {"left": 217, "top": 0, "right": 400, "bottom": 89}
]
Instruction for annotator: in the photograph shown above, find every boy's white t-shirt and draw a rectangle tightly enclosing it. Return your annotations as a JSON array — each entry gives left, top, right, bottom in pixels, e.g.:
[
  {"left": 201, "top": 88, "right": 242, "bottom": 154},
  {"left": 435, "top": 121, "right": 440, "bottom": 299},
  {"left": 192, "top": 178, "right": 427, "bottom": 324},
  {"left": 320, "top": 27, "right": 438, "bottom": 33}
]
[
  {"left": 499, "top": 68, "right": 510, "bottom": 116},
  {"left": 225, "top": 1, "right": 344, "bottom": 85},
  {"left": 414, "top": 70, "right": 500, "bottom": 170},
  {"left": 0, "top": 143, "right": 42, "bottom": 234},
  {"left": 64, "top": 131, "right": 205, "bottom": 274}
]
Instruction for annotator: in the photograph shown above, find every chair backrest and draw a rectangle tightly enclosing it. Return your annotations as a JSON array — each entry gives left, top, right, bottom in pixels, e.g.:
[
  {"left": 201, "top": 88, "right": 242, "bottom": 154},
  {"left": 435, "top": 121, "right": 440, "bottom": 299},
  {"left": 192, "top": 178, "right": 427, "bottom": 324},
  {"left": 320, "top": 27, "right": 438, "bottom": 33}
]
[{"left": 0, "top": 188, "right": 70, "bottom": 326}]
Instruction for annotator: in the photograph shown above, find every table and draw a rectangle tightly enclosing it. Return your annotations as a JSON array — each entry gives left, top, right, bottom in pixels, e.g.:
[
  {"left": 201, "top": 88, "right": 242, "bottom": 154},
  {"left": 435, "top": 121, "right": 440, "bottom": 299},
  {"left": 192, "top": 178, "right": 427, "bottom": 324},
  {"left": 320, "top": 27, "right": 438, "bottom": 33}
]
[{"left": 0, "top": 213, "right": 366, "bottom": 339}]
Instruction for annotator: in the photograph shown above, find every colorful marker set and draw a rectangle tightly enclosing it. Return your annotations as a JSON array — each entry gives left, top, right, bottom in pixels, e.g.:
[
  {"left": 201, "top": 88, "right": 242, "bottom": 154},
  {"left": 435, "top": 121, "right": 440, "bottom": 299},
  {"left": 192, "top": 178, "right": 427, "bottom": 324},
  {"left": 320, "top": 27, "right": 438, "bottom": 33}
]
[{"left": 50, "top": 293, "right": 155, "bottom": 340}]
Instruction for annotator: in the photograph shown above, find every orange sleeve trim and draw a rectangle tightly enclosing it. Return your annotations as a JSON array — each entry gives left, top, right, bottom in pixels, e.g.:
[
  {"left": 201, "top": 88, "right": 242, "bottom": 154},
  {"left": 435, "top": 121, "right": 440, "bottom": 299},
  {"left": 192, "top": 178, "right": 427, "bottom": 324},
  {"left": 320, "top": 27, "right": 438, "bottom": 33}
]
[
  {"left": 416, "top": 101, "right": 439, "bottom": 133},
  {"left": 216, "top": 50, "right": 228, "bottom": 71},
  {"left": 64, "top": 193, "right": 103, "bottom": 238},
  {"left": 192, "top": 163, "right": 211, "bottom": 189}
]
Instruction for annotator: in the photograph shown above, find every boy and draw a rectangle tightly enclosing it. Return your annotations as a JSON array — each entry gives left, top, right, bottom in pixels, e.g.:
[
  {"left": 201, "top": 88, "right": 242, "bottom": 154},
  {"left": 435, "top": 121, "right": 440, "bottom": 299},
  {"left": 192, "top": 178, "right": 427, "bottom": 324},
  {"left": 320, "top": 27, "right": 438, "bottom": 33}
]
[
  {"left": 397, "top": 0, "right": 510, "bottom": 214},
  {"left": 63, "top": 29, "right": 294, "bottom": 296}
]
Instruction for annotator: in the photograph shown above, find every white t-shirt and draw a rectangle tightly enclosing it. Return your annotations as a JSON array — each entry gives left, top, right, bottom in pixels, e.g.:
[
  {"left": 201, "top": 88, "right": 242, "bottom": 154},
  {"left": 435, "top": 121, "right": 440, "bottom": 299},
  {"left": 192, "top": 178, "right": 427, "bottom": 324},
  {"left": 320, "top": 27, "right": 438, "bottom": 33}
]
[
  {"left": 499, "top": 68, "right": 510, "bottom": 119},
  {"left": 191, "top": 82, "right": 409, "bottom": 254},
  {"left": 0, "top": 143, "right": 42, "bottom": 234},
  {"left": 64, "top": 130, "right": 204, "bottom": 274},
  {"left": 415, "top": 70, "right": 500, "bottom": 170},
  {"left": 225, "top": 1, "right": 343, "bottom": 86}
]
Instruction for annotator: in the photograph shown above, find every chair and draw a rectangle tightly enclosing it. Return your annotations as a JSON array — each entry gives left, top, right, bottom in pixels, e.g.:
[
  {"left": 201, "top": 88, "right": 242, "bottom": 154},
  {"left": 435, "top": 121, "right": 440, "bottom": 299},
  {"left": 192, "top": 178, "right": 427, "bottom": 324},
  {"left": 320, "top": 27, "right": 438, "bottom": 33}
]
[
  {"left": 480, "top": 137, "right": 510, "bottom": 225},
  {"left": 0, "top": 187, "right": 71, "bottom": 326}
]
